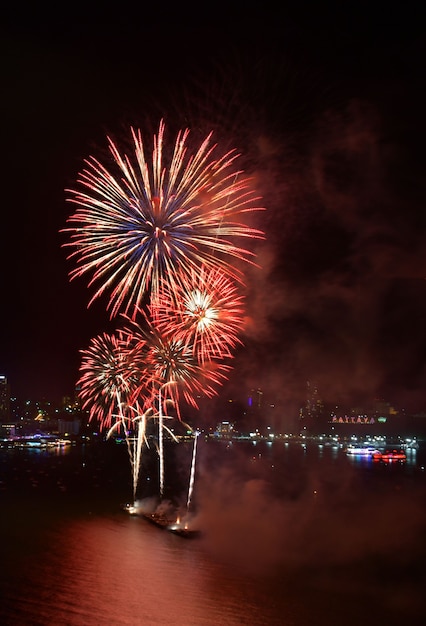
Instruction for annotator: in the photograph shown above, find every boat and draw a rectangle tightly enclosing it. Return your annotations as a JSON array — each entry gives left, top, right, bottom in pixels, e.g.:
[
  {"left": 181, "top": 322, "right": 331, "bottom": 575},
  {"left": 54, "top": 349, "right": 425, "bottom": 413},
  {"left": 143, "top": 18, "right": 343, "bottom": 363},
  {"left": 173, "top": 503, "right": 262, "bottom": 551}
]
[
  {"left": 402, "top": 439, "right": 419, "bottom": 450},
  {"left": 345, "top": 445, "right": 380, "bottom": 456},
  {"left": 55, "top": 438, "right": 72, "bottom": 446},
  {"left": 372, "top": 449, "right": 407, "bottom": 462},
  {"left": 142, "top": 512, "right": 201, "bottom": 538},
  {"left": 121, "top": 502, "right": 139, "bottom": 515},
  {"left": 142, "top": 512, "right": 176, "bottom": 530},
  {"left": 122, "top": 426, "right": 201, "bottom": 538},
  {"left": 167, "top": 523, "right": 201, "bottom": 539}
]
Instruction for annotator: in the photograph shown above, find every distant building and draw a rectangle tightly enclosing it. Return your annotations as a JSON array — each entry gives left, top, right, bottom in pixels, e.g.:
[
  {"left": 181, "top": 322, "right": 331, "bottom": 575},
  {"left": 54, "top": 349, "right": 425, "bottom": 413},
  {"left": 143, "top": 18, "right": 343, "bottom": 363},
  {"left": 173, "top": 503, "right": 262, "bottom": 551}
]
[
  {"left": 0, "top": 375, "right": 11, "bottom": 422},
  {"left": 243, "top": 388, "right": 264, "bottom": 432},
  {"left": 299, "top": 381, "right": 324, "bottom": 434},
  {"left": 58, "top": 418, "right": 80, "bottom": 436},
  {"left": 248, "top": 388, "right": 263, "bottom": 410},
  {"left": 215, "top": 421, "right": 234, "bottom": 439}
]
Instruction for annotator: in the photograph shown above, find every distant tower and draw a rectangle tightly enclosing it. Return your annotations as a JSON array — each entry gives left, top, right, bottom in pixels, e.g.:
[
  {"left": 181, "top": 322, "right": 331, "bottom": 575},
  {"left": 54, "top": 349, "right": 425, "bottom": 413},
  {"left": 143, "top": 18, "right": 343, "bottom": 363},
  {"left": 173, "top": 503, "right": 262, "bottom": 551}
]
[
  {"left": 246, "top": 388, "right": 263, "bottom": 431},
  {"left": 299, "top": 381, "right": 323, "bottom": 434},
  {"left": 0, "top": 375, "right": 11, "bottom": 422},
  {"left": 248, "top": 388, "right": 263, "bottom": 409}
]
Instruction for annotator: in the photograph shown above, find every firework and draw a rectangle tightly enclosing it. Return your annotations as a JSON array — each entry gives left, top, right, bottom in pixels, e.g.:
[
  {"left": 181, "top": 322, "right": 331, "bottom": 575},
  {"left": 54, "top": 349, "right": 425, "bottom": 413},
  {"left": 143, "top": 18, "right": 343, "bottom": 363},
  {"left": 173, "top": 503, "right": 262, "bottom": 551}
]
[
  {"left": 153, "top": 265, "right": 246, "bottom": 363},
  {"left": 107, "top": 405, "right": 153, "bottom": 501},
  {"left": 63, "top": 120, "right": 264, "bottom": 319},
  {"left": 121, "top": 312, "right": 232, "bottom": 417},
  {"left": 77, "top": 331, "right": 144, "bottom": 430},
  {"left": 66, "top": 120, "right": 266, "bottom": 507},
  {"left": 186, "top": 430, "right": 199, "bottom": 512}
]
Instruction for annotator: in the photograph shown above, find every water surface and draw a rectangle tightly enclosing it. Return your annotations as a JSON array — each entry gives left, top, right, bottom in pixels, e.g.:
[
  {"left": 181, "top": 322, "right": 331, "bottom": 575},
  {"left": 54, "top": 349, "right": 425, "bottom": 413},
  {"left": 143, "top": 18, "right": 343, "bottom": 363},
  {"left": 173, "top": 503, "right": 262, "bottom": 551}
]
[{"left": 1, "top": 439, "right": 425, "bottom": 625}]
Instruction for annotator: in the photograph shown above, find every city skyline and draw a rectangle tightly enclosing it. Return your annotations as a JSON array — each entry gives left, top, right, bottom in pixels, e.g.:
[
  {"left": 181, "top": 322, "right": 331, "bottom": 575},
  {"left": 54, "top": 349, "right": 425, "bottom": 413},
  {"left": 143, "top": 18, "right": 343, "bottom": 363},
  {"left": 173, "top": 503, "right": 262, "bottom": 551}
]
[{"left": 1, "top": 5, "right": 425, "bottom": 417}]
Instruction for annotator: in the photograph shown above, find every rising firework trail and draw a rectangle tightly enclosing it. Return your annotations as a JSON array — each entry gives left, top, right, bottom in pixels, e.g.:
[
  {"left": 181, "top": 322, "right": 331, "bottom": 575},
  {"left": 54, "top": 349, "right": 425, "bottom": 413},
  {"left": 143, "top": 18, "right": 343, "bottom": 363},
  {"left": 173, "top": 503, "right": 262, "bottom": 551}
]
[
  {"left": 158, "top": 386, "right": 165, "bottom": 498},
  {"left": 107, "top": 406, "right": 152, "bottom": 501},
  {"left": 63, "top": 120, "right": 265, "bottom": 320},
  {"left": 186, "top": 430, "right": 199, "bottom": 512}
]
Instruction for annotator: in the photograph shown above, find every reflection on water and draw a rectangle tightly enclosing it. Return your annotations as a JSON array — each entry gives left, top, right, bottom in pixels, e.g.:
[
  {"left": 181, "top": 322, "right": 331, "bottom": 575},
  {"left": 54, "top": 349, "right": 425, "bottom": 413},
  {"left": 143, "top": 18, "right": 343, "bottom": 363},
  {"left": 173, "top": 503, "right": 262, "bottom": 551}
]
[
  {"left": 1, "top": 440, "right": 425, "bottom": 625},
  {"left": 2, "top": 513, "right": 286, "bottom": 625}
]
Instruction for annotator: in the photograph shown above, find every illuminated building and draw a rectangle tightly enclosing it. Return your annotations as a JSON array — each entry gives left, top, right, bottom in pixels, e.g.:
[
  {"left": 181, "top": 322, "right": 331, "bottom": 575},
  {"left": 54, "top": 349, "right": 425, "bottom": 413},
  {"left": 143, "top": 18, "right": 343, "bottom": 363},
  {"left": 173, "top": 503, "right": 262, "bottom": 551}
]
[
  {"left": 215, "top": 421, "right": 234, "bottom": 439},
  {"left": 0, "top": 375, "right": 11, "bottom": 423},
  {"left": 299, "top": 381, "right": 324, "bottom": 434}
]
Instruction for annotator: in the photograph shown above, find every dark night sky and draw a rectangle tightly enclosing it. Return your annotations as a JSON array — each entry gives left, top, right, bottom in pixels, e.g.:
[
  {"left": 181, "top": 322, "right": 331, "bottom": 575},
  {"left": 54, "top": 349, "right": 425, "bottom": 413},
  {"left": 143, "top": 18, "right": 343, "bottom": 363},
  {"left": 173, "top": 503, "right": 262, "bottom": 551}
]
[{"left": 1, "top": 3, "right": 425, "bottom": 420}]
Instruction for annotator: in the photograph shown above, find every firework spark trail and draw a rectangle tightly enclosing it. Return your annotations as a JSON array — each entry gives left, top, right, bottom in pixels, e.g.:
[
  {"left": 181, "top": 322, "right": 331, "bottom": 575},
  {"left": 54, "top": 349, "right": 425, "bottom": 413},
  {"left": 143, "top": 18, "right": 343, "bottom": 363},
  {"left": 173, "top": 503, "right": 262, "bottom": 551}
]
[
  {"left": 186, "top": 430, "right": 199, "bottom": 512},
  {"left": 158, "top": 386, "right": 165, "bottom": 498},
  {"left": 153, "top": 384, "right": 184, "bottom": 498},
  {"left": 154, "top": 265, "right": 246, "bottom": 363},
  {"left": 131, "top": 410, "right": 148, "bottom": 502},
  {"left": 63, "top": 120, "right": 265, "bottom": 320},
  {"left": 106, "top": 408, "right": 146, "bottom": 501}
]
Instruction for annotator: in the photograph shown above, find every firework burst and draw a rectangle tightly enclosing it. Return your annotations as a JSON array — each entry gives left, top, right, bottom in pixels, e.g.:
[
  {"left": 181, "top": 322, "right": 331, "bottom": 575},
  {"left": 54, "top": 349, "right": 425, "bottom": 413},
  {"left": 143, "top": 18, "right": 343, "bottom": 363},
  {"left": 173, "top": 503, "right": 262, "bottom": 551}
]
[
  {"left": 77, "top": 331, "right": 144, "bottom": 430},
  {"left": 121, "top": 313, "right": 231, "bottom": 418},
  {"left": 153, "top": 265, "right": 246, "bottom": 362},
  {"left": 66, "top": 120, "right": 266, "bottom": 504},
  {"left": 63, "top": 120, "right": 264, "bottom": 319}
]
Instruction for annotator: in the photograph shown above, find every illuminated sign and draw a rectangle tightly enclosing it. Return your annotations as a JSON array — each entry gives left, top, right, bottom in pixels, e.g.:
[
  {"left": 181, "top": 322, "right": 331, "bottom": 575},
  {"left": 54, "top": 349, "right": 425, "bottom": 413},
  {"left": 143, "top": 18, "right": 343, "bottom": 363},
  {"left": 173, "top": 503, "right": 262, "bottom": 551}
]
[{"left": 331, "top": 416, "right": 376, "bottom": 425}]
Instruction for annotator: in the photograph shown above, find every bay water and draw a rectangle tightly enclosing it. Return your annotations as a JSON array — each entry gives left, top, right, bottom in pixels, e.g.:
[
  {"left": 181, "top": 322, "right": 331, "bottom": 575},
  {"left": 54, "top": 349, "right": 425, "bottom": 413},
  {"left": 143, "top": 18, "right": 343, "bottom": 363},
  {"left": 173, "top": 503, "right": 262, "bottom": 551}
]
[{"left": 1, "top": 437, "right": 425, "bottom": 625}]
